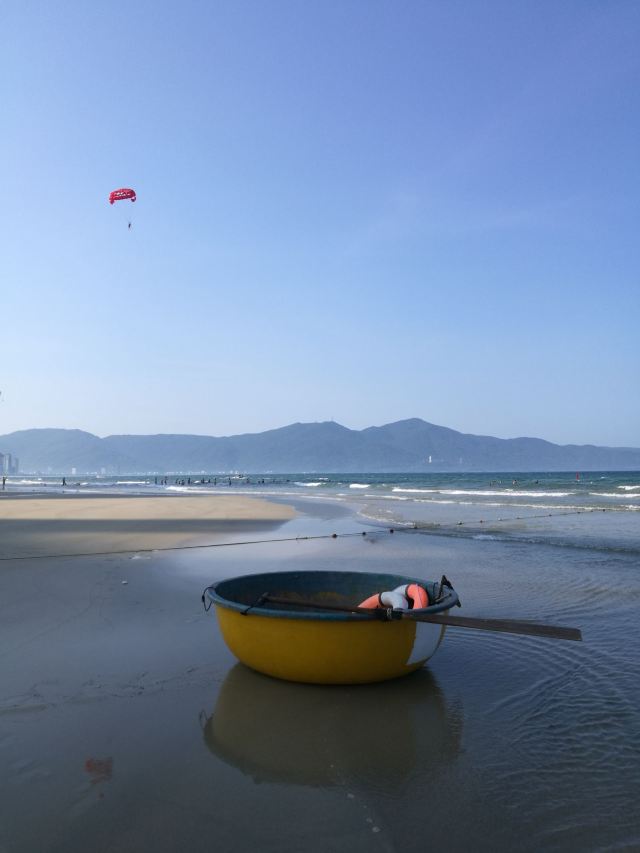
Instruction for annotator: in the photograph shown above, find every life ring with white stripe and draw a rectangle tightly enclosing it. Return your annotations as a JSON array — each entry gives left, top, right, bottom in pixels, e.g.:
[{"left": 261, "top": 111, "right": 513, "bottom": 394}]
[{"left": 358, "top": 583, "right": 429, "bottom": 610}]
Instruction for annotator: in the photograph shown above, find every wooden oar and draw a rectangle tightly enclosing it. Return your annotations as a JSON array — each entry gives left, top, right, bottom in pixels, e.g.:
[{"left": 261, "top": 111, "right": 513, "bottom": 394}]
[
  {"left": 262, "top": 595, "right": 582, "bottom": 642},
  {"left": 406, "top": 612, "right": 582, "bottom": 641}
]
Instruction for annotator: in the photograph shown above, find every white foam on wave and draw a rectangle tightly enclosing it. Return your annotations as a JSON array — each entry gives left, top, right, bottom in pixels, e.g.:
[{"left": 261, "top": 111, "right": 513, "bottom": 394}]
[
  {"left": 392, "top": 487, "right": 439, "bottom": 494},
  {"left": 295, "top": 482, "right": 323, "bottom": 487},
  {"left": 593, "top": 492, "right": 640, "bottom": 499},
  {"left": 349, "top": 483, "right": 370, "bottom": 489},
  {"left": 618, "top": 485, "right": 640, "bottom": 491},
  {"left": 393, "top": 487, "right": 571, "bottom": 498},
  {"left": 502, "top": 490, "right": 572, "bottom": 498}
]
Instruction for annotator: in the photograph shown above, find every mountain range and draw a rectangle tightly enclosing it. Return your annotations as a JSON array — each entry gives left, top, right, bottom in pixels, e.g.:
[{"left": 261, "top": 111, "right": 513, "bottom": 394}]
[{"left": 1, "top": 420, "right": 639, "bottom": 474}]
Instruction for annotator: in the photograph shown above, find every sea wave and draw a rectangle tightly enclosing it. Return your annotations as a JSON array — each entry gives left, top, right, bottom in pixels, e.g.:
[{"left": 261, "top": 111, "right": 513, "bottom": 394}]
[
  {"left": 392, "top": 488, "right": 439, "bottom": 494},
  {"left": 596, "top": 492, "right": 640, "bottom": 499},
  {"left": 392, "top": 487, "right": 572, "bottom": 498}
]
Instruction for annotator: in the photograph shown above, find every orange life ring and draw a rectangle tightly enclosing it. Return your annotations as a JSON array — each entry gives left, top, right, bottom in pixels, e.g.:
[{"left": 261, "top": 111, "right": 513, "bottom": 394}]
[
  {"left": 358, "top": 592, "right": 384, "bottom": 609},
  {"left": 404, "top": 583, "right": 429, "bottom": 609},
  {"left": 358, "top": 590, "right": 408, "bottom": 609},
  {"left": 357, "top": 584, "right": 429, "bottom": 610}
]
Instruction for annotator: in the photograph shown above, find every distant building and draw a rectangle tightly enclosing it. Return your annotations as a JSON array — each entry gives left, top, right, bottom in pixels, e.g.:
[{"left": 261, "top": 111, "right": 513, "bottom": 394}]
[{"left": 0, "top": 452, "right": 19, "bottom": 474}]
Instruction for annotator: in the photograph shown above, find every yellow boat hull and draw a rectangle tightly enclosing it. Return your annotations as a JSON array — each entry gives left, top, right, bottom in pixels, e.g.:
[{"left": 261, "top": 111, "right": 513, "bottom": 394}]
[
  {"left": 205, "top": 570, "right": 458, "bottom": 685},
  {"left": 215, "top": 604, "right": 446, "bottom": 684}
]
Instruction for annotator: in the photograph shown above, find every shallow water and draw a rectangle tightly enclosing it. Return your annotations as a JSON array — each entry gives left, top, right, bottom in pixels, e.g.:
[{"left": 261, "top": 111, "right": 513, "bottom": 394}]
[{"left": 1, "top": 499, "right": 639, "bottom": 851}]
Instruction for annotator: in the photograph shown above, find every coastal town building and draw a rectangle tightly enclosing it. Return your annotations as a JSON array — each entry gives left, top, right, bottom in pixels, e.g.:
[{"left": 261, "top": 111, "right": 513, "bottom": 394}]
[{"left": 0, "top": 452, "right": 19, "bottom": 474}]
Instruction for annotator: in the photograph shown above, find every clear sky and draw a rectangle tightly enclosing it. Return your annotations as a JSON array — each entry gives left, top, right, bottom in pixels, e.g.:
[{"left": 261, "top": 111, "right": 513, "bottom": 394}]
[{"left": 2, "top": 1, "right": 639, "bottom": 446}]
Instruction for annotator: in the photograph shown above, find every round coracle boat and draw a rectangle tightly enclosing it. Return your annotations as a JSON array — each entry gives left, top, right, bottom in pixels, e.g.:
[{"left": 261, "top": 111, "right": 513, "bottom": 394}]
[{"left": 203, "top": 570, "right": 460, "bottom": 685}]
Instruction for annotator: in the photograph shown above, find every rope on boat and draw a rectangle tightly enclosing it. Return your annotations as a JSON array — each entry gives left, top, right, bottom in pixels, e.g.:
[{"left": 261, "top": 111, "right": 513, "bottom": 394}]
[{"left": 0, "top": 507, "right": 608, "bottom": 562}]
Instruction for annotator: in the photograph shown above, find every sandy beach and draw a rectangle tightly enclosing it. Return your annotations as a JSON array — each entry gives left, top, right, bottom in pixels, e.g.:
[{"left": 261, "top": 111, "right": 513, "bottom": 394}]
[
  {"left": 0, "top": 494, "right": 296, "bottom": 559},
  {"left": 2, "top": 488, "right": 639, "bottom": 852}
]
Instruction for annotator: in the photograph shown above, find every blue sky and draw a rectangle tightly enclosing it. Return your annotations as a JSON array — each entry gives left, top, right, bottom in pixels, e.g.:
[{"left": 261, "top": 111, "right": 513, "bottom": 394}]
[{"left": 1, "top": 1, "right": 639, "bottom": 446}]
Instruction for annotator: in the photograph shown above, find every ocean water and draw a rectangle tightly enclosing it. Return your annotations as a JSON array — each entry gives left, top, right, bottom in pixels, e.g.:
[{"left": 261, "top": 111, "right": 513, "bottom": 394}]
[{"left": 2, "top": 472, "right": 639, "bottom": 851}]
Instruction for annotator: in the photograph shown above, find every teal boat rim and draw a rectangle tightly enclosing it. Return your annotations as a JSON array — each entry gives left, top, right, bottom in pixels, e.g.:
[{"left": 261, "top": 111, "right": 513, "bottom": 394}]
[{"left": 204, "top": 570, "right": 459, "bottom": 621}]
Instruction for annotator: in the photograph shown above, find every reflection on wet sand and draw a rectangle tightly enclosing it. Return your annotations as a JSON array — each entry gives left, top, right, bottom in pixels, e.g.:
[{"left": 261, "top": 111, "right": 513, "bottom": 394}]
[{"left": 201, "top": 664, "right": 463, "bottom": 790}]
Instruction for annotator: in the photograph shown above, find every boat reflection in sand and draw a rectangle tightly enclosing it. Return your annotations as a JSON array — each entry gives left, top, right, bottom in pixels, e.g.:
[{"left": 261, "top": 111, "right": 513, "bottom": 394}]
[{"left": 201, "top": 663, "right": 462, "bottom": 789}]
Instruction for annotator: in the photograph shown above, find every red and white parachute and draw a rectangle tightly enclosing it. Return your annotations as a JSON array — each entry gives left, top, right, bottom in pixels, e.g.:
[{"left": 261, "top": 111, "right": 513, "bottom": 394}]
[{"left": 108, "top": 188, "right": 136, "bottom": 204}]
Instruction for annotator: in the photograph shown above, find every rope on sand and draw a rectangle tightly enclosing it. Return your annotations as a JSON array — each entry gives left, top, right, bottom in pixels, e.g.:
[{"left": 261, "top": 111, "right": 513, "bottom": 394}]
[{"left": 0, "top": 508, "right": 606, "bottom": 562}]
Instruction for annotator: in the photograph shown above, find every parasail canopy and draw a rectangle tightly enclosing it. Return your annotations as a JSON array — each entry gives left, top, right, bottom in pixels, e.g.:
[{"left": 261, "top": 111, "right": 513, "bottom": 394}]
[{"left": 109, "top": 188, "right": 136, "bottom": 204}]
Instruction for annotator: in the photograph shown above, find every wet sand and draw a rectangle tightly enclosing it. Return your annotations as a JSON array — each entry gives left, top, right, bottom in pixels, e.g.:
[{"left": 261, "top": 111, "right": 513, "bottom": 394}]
[
  {"left": 0, "top": 493, "right": 299, "bottom": 852},
  {"left": 1, "top": 495, "right": 639, "bottom": 852}
]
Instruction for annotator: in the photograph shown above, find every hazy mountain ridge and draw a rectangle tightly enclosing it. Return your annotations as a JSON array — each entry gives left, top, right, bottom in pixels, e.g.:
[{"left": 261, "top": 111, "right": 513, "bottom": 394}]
[{"left": 1, "top": 419, "right": 639, "bottom": 474}]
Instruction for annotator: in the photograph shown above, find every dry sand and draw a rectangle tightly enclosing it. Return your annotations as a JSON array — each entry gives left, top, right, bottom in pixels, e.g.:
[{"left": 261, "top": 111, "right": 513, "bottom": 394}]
[{"left": 0, "top": 494, "right": 296, "bottom": 559}]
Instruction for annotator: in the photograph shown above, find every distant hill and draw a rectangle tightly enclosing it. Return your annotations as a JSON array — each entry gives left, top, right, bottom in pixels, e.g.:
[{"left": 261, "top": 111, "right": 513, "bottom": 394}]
[{"left": 1, "top": 419, "right": 640, "bottom": 474}]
